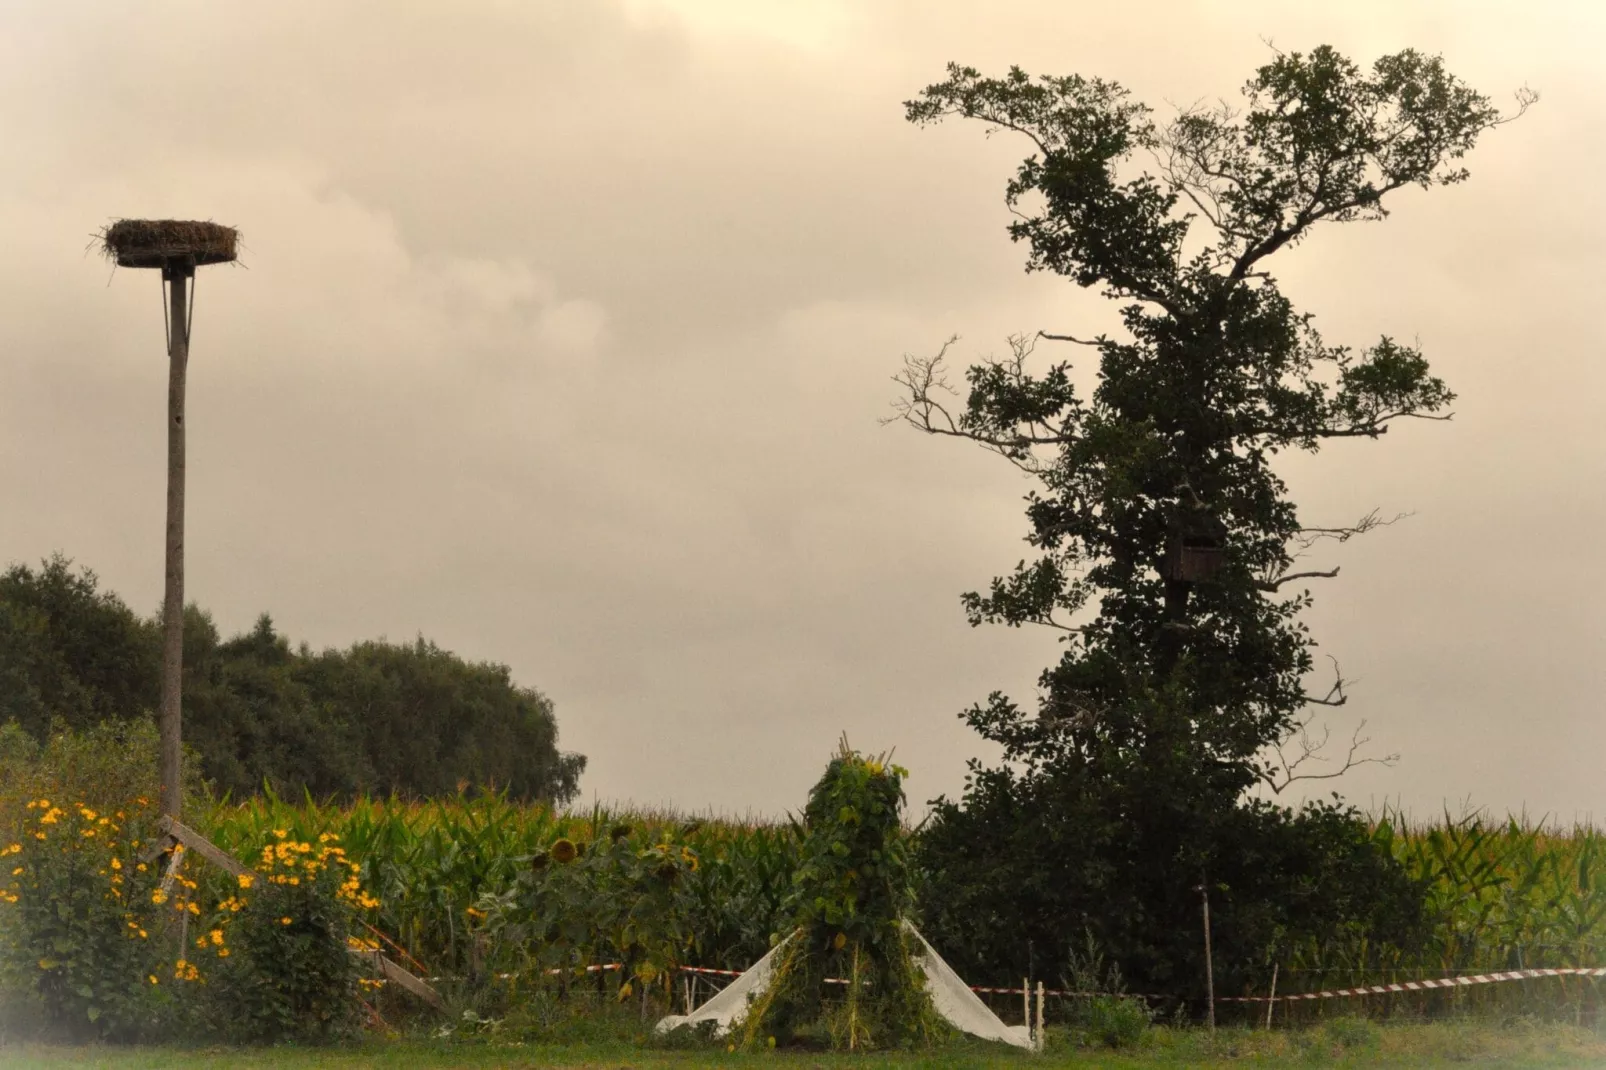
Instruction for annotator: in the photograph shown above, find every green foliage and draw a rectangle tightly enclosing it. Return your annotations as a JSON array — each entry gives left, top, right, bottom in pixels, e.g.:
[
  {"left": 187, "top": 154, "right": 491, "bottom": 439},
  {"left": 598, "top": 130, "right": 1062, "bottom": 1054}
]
[
  {"left": 1286, "top": 811, "right": 1606, "bottom": 1021},
  {"left": 1058, "top": 934, "right": 1152, "bottom": 1050},
  {"left": 0, "top": 555, "right": 158, "bottom": 739},
  {"left": 918, "top": 766, "right": 1425, "bottom": 998},
  {"left": 1077, "top": 995, "right": 1152, "bottom": 1050},
  {"left": 0, "top": 718, "right": 204, "bottom": 841},
  {"left": 0, "top": 796, "right": 172, "bottom": 1041},
  {"left": 897, "top": 47, "right": 1526, "bottom": 1003},
  {"left": 196, "top": 832, "right": 369, "bottom": 1043},
  {"left": 193, "top": 793, "right": 798, "bottom": 989},
  {"left": 739, "top": 744, "right": 944, "bottom": 1051},
  {"left": 476, "top": 825, "right": 704, "bottom": 1016},
  {"left": 0, "top": 556, "right": 586, "bottom": 804}
]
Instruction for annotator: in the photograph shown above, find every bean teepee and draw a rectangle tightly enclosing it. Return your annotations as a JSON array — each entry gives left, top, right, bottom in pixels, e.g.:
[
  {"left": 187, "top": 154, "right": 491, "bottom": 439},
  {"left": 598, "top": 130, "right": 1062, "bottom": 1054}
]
[{"left": 656, "top": 738, "right": 1030, "bottom": 1050}]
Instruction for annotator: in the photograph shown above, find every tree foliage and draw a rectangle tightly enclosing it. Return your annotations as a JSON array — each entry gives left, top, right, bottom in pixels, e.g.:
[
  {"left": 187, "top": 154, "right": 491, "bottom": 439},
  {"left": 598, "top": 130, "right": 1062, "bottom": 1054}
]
[
  {"left": 896, "top": 47, "right": 1528, "bottom": 997},
  {"left": 0, "top": 555, "right": 585, "bottom": 804}
]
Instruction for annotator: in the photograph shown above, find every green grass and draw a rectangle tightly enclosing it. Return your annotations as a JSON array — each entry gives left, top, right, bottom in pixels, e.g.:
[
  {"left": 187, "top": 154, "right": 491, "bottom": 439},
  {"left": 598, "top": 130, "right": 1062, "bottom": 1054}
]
[{"left": 4, "top": 1021, "right": 1606, "bottom": 1069}]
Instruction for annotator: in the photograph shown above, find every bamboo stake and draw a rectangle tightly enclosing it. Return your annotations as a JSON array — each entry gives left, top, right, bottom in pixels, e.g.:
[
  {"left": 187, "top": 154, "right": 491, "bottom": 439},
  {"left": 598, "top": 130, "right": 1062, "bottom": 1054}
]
[
  {"left": 1036, "top": 980, "right": 1045, "bottom": 1052},
  {"left": 1264, "top": 963, "right": 1278, "bottom": 1029}
]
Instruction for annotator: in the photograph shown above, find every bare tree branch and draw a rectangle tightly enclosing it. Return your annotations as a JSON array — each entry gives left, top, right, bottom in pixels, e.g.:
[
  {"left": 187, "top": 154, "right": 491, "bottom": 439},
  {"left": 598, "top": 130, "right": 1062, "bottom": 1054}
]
[
  {"left": 1292, "top": 509, "right": 1412, "bottom": 552},
  {"left": 1036, "top": 329, "right": 1103, "bottom": 348},
  {"left": 883, "top": 335, "right": 1084, "bottom": 476},
  {"left": 1256, "top": 566, "right": 1340, "bottom": 592},
  {"left": 1260, "top": 712, "right": 1399, "bottom": 795}
]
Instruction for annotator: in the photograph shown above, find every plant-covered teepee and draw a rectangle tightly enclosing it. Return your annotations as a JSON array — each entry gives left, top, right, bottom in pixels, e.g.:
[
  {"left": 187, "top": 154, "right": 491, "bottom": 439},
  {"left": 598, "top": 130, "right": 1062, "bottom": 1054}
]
[{"left": 737, "top": 737, "right": 947, "bottom": 1051}]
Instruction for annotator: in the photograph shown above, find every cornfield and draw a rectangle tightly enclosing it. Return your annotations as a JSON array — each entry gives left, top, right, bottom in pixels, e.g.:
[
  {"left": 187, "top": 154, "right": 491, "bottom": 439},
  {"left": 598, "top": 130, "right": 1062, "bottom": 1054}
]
[
  {"left": 192, "top": 792, "right": 801, "bottom": 983},
  {"left": 188, "top": 795, "right": 1603, "bottom": 1019},
  {"left": 1282, "top": 809, "right": 1606, "bottom": 1020}
]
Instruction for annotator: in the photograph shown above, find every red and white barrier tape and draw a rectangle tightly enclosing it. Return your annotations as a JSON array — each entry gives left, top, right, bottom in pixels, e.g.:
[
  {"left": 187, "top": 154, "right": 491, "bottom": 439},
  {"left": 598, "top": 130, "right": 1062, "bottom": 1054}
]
[
  {"left": 430, "top": 961, "right": 1606, "bottom": 1004},
  {"left": 1221, "top": 966, "right": 1606, "bottom": 1003}
]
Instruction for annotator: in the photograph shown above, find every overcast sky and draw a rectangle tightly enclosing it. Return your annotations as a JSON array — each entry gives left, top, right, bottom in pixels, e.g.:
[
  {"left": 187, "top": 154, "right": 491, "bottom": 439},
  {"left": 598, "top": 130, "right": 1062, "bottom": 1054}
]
[{"left": 0, "top": 1, "right": 1599, "bottom": 823}]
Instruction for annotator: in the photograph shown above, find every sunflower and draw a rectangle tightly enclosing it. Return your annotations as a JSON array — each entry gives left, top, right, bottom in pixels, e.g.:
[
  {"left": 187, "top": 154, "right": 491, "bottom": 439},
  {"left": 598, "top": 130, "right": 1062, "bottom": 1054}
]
[{"left": 550, "top": 838, "right": 579, "bottom": 865}]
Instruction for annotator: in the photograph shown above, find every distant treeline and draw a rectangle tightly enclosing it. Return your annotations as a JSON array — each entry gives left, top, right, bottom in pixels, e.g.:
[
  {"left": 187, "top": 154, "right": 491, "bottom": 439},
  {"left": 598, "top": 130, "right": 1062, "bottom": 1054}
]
[{"left": 0, "top": 555, "right": 585, "bottom": 803}]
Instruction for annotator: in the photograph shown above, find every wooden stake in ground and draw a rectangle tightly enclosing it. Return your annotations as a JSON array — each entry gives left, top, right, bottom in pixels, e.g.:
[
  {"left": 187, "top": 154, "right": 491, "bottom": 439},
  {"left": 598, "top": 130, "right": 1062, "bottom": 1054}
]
[
  {"left": 1198, "top": 880, "right": 1215, "bottom": 1033},
  {"left": 99, "top": 219, "right": 238, "bottom": 820}
]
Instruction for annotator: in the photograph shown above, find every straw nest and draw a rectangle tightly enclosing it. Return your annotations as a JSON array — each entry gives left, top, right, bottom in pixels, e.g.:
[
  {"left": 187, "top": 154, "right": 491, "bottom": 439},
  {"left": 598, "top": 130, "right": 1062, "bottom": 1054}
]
[{"left": 100, "top": 219, "right": 239, "bottom": 269}]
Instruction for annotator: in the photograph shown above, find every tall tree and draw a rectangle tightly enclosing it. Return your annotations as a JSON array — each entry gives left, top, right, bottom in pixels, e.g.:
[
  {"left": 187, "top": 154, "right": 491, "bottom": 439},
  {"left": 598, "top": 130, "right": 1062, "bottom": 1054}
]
[{"left": 895, "top": 47, "right": 1529, "bottom": 992}]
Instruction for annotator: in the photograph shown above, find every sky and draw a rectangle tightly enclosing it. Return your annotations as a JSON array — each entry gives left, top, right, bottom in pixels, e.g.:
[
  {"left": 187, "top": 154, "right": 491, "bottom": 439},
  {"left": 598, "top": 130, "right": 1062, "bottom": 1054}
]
[{"left": 0, "top": 1, "right": 1600, "bottom": 823}]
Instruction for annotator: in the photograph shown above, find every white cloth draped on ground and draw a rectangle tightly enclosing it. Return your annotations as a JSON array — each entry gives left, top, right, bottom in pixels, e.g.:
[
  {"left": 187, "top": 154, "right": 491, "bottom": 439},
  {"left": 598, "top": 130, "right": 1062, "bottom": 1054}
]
[{"left": 653, "top": 923, "right": 1031, "bottom": 1050}]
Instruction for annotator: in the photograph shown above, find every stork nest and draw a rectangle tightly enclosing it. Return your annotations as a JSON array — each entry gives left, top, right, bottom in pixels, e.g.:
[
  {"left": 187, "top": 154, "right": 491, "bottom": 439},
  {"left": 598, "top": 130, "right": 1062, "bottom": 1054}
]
[{"left": 100, "top": 219, "right": 239, "bottom": 269}]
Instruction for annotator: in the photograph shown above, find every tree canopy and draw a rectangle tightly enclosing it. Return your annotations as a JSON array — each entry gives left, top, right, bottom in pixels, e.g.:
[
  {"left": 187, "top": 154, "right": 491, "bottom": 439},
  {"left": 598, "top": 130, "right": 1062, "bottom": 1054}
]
[
  {"left": 897, "top": 47, "right": 1528, "bottom": 995},
  {"left": 0, "top": 555, "right": 585, "bottom": 804}
]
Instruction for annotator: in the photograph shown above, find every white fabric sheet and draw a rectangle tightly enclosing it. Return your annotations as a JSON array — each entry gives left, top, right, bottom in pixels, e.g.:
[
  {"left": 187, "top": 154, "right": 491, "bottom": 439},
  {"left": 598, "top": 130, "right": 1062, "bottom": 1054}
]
[{"left": 654, "top": 924, "right": 1032, "bottom": 1050}]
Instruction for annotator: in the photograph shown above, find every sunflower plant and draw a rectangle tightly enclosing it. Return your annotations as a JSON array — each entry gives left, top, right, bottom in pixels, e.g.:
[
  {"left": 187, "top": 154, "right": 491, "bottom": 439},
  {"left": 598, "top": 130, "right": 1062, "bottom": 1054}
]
[{"left": 476, "top": 827, "right": 701, "bottom": 1013}]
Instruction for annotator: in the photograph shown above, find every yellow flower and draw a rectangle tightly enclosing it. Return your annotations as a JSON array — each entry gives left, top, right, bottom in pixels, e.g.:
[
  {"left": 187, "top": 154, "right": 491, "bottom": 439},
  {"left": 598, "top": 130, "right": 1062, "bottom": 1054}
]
[
  {"left": 110, "top": 857, "right": 122, "bottom": 871},
  {"left": 9, "top": 867, "right": 20, "bottom": 877},
  {"left": 136, "top": 863, "right": 147, "bottom": 873},
  {"left": 79, "top": 808, "right": 97, "bottom": 821},
  {"left": 287, "top": 876, "right": 300, "bottom": 886},
  {"left": 148, "top": 974, "right": 159, "bottom": 985},
  {"left": 280, "top": 917, "right": 292, "bottom": 926},
  {"left": 272, "top": 829, "right": 287, "bottom": 839},
  {"left": 187, "top": 902, "right": 200, "bottom": 915},
  {"left": 217, "top": 948, "right": 229, "bottom": 958},
  {"left": 466, "top": 906, "right": 486, "bottom": 920},
  {"left": 237, "top": 873, "right": 254, "bottom": 889},
  {"left": 81, "top": 828, "right": 96, "bottom": 838},
  {"left": 138, "top": 929, "right": 148, "bottom": 939},
  {"left": 3, "top": 843, "right": 19, "bottom": 854},
  {"left": 151, "top": 890, "right": 167, "bottom": 905},
  {"left": 210, "top": 929, "right": 224, "bottom": 946}
]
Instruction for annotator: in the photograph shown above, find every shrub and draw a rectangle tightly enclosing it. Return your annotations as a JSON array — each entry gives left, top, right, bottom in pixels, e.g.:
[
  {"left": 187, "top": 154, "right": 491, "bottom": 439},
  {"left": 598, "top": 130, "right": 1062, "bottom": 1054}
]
[
  {"left": 0, "top": 795, "right": 174, "bottom": 1041},
  {"left": 1078, "top": 995, "right": 1152, "bottom": 1050},
  {"left": 196, "top": 830, "right": 374, "bottom": 1043}
]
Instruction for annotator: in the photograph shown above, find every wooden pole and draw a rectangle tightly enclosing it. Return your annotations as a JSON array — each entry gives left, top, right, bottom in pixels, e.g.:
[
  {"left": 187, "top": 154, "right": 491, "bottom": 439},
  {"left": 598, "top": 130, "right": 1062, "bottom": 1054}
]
[
  {"left": 158, "top": 263, "right": 190, "bottom": 821},
  {"left": 1199, "top": 882, "right": 1215, "bottom": 1033},
  {"left": 1264, "top": 962, "right": 1278, "bottom": 1029},
  {"left": 1035, "top": 980, "right": 1045, "bottom": 1052}
]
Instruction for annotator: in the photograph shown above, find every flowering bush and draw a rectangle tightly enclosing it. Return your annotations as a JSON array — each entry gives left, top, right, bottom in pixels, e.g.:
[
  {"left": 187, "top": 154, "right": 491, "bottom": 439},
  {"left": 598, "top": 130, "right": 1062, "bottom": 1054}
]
[
  {"left": 0, "top": 792, "right": 383, "bottom": 1044},
  {"left": 0, "top": 796, "right": 175, "bottom": 1040},
  {"left": 196, "top": 830, "right": 373, "bottom": 1042}
]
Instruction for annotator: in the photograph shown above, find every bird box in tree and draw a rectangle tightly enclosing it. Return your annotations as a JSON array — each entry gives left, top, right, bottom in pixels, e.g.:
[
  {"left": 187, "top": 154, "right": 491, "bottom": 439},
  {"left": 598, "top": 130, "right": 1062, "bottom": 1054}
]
[{"left": 1164, "top": 507, "right": 1228, "bottom": 583}]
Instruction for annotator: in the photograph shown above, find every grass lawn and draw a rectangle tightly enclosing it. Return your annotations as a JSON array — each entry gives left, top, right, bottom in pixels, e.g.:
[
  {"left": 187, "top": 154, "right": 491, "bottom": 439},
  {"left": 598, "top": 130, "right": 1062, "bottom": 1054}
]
[{"left": 4, "top": 1021, "right": 1606, "bottom": 1070}]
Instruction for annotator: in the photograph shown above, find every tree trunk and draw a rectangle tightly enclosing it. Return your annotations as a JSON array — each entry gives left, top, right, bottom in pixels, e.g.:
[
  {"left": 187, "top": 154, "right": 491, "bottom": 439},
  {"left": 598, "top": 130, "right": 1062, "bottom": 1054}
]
[{"left": 159, "top": 265, "right": 190, "bottom": 820}]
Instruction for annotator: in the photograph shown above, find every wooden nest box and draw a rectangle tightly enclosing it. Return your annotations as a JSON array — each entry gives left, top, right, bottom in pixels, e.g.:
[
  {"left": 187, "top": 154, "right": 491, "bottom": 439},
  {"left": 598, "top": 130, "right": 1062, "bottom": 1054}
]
[
  {"left": 101, "top": 219, "right": 239, "bottom": 272},
  {"left": 1163, "top": 506, "right": 1228, "bottom": 583}
]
